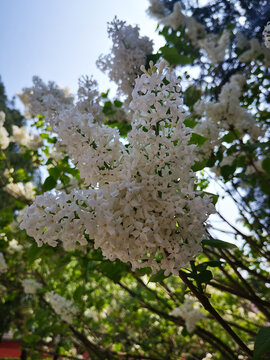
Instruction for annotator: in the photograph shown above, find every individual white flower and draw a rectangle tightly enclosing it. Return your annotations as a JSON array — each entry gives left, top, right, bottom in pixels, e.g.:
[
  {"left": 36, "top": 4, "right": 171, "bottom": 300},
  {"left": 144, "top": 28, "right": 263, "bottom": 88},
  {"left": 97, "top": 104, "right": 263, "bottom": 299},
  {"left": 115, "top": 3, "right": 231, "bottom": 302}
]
[
  {"left": 4, "top": 182, "right": 35, "bottom": 201},
  {"left": 46, "top": 292, "right": 78, "bottom": 324},
  {"left": 21, "top": 279, "right": 42, "bottom": 294},
  {"left": 0, "top": 112, "right": 10, "bottom": 149},
  {"left": 170, "top": 296, "right": 205, "bottom": 332},
  {"left": 263, "top": 22, "right": 270, "bottom": 49},
  {"left": 96, "top": 17, "right": 153, "bottom": 102},
  {"left": 21, "top": 61, "right": 215, "bottom": 276},
  {"left": 202, "top": 354, "right": 213, "bottom": 360},
  {"left": 0, "top": 253, "right": 8, "bottom": 274}
]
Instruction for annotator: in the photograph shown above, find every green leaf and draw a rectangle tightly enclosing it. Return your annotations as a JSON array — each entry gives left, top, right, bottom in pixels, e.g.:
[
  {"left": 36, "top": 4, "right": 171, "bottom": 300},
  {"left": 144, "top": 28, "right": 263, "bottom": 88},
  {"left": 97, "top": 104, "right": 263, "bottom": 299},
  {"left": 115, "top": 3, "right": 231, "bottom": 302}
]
[
  {"left": 192, "top": 160, "right": 207, "bottom": 171},
  {"left": 23, "top": 334, "right": 41, "bottom": 344},
  {"left": 262, "top": 158, "right": 270, "bottom": 174},
  {"left": 204, "top": 192, "right": 219, "bottom": 205},
  {"left": 146, "top": 53, "right": 161, "bottom": 66},
  {"left": 99, "top": 260, "right": 127, "bottom": 283},
  {"left": 42, "top": 176, "right": 57, "bottom": 191},
  {"left": 220, "top": 164, "right": 236, "bottom": 181},
  {"left": 149, "top": 270, "right": 168, "bottom": 283},
  {"left": 113, "top": 99, "right": 123, "bottom": 108},
  {"left": 184, "top": 86, "right": 201, "bottom": 108},
  {"left": 184, "top": 117, "right": 198, "bottom": 129},
  {"left": 160, "top": 46, "right": 194, "bottom": 65},
  {"left": 253, "top": 327, "right": 270, "bottom": 360},
  {"left": 103, "top": 101, "right": 115, "bottom": 116},
  {"left": 26, "top": 243, "right": 44, "bottom": 264},
  {"left": 135, "top": 267, "right": 152, "bottom": 277},
  {"left": 196, "top": 261, "right": 222, "bottom": 272},
  {"left": 48, "top": 167, "right": 61, "bottom": 180},
  {"left": 196, "top": 269, "right": 213, "bottom": 285},
  {"left": 188, "top": 133, "right": 208, "bottom": 146},
  {"left": 101, "top": 89, "right": 109, "bottom": 98},
  {"left": 221, "top": 131, "right": 238, "bottom": 143},
  {"left": 202, "top": 239, "right": 237, "bottom": 249}
]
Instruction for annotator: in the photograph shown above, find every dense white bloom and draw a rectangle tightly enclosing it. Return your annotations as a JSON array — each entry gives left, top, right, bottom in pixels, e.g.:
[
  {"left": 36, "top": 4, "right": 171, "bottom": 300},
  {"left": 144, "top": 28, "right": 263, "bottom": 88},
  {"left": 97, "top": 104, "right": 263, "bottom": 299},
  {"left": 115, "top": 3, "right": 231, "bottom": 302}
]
[
  {"left": 235, "top": 33, "right": 249, "bottom": 49},
  {"left": 46, "top": 292, "right": 78, "bottom": 324},
  {"left": 263, "top": 22, "right": 270, "bottom": 49},
  {"left": 147, "top": 1, "right": 205, "bottom": 44},
  {"left": 147, "top": 0, "right": 167, "bottom": 19},
  {"left": 238, "top": 37, "right": 270, "bottom": 66},
  {"left": 159, "top": 2, "right": 186, "bottom": 30},
  {"left": 21, "top": 61, "right": 215, "bottom": 275},
  {"left": 10, "top": 209, "right": 26, "bottom": 233},
  {"left": 11, "top": 125, "right": 42, "bottom": 150},
  {"left": 19, "top": 76, "right": 74, "bottom": 124},
  {"left": 0, "top": 112, "right": 10, "bottom": 149},
  {"left": 8, "top": 239, "right": 23, "bottom": 253},
  {"left": 96, "top": 17, "right": 153, "bottom": 102},
  {"left": 194, "top": 73, "right": 262, "bottom": 158},
  {"left": 185, "top": 16, "right": 205, "bottom": 44},
  {"left": 4, "top": 182, "right": 35, "bottom": 201},
  {"left": 55, "top": 108, "right": 125, "bottom": 187},
  {"left": 0, "top": 253, "right": 8, "bottom": 274},
  {"left": 76, "top": 76, "right": 104, "bottom": 123},
  {"left": 22, "top": 279, "right": 42, "bottom": 294},
  {"left": 198, "top": 30, "right": 230, "bottom": 64},
  {"left": 50, "top": 143, "right": 66, "bottom": 161},
  {"left": 170, "top": 296, "right": 205, "bottom": 332}
]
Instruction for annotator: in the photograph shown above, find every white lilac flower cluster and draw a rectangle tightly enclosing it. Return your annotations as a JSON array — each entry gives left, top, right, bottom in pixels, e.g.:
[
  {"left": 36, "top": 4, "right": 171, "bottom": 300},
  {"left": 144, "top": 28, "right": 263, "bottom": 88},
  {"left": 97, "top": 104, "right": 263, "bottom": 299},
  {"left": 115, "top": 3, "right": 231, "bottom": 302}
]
[
  {"left": 170, "top": 296, "right": 205, "bottom": 332},
  {"left": 0, "top": 252, "right": 8, "bottom": 274},
  {"left": 19, "top": 76, "right": 104, "bottom": 132},
  {"left": 76, "top": 76, "right": 104, "bottom": 123},
  {"left": 8, "top": 239, "right": 23, "bottom": 253},
  {"left": 19, "top": 76, "right": 74, "bottom": 122},
  {"left": 11, "top": 125, "right": 42, "bottom": 150},
  {"left": 194, "top": 73, "right": 262, "bottom": 157},
  {"left": 198, "top": 30, "right": 230, "bottom": 65},
  {"left": 0, "top": 112, "right": 10, "bottom": 149},
  {"left": 21, "top": 278, "right": 42, "bottom": 294},
  {"left": 237, "top": 34, "right": 270, "bottom": 66},
  {"left": 96, "top": 17, "right": 153, "bottom": 102},
  {"left": 263, "top": 22, "right": 270, "bottom": 49},
  {"left": 148, "top": 1, "right": 270, "bottom": 66},
  {"left": 20, "top": 61, "right": 215, "bottom": 275},
  {"left": 46, "top": 292, "right": 78, "bottom": 324},
  {"left": 148, "top": 1, "right": 205, "bottom": 43},
  {"left": 4, "top": 182, "right": 35, "bottom": 201},
  {"left": 148, "top": 1, "right": 229, "bottom": 64},
  {"left": 0, "top": 111, "right": 42, "bottom": 152}
]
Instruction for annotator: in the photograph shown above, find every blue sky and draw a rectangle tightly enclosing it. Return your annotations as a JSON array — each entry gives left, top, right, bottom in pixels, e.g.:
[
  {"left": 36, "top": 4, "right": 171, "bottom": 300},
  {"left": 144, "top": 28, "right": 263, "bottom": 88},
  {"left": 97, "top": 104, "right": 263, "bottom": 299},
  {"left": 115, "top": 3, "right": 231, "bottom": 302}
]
[{"left": 0, "top": 0, "right": 164, "bottom": 106}]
